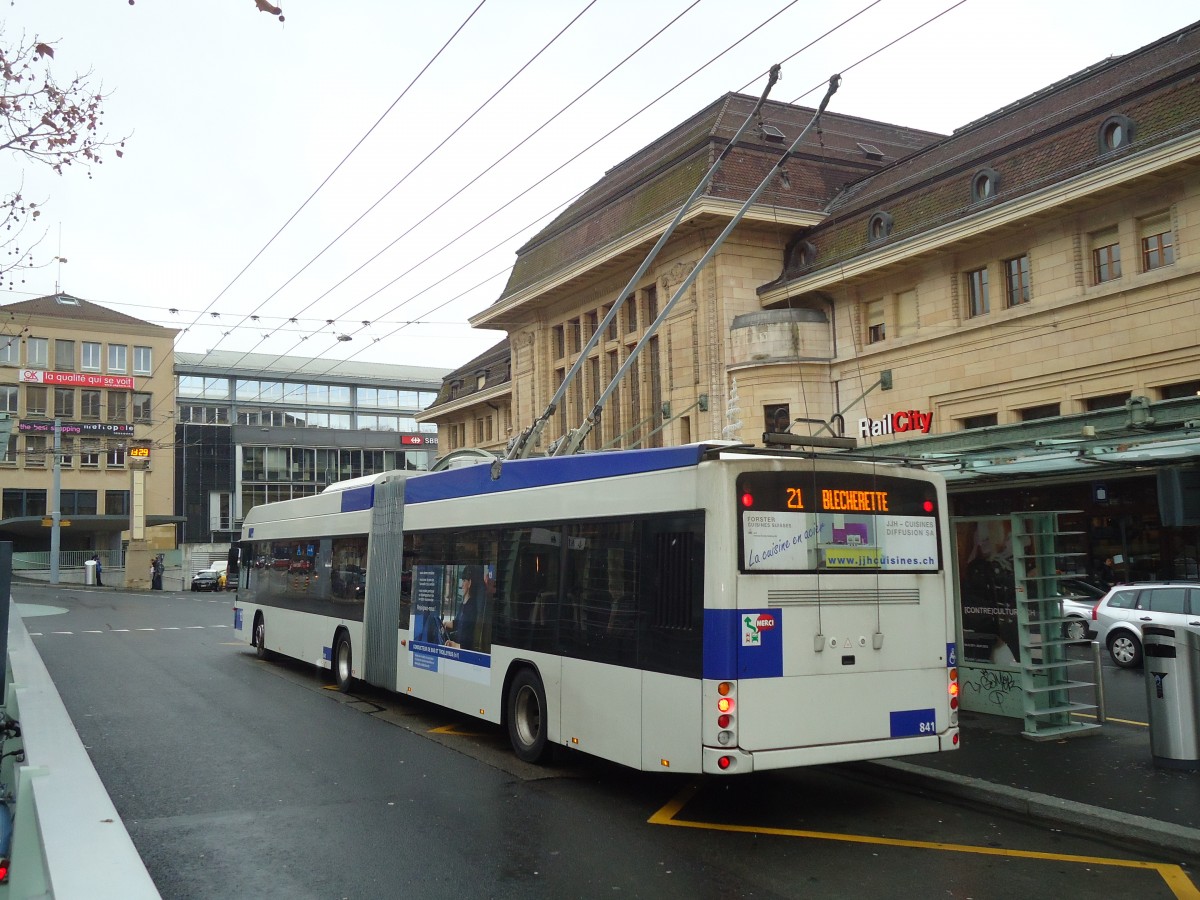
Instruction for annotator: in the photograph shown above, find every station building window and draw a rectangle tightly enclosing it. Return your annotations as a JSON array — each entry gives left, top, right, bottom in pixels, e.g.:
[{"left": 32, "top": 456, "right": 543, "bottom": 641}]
[
  {"left": 1139, "top": 212, "right": 1174, "bottom": 271},
  {"left": 961, "top": 413, "right": 998, "bottom": 430},
  {"left": 1018, "top": 403, "right": 1059, "bottom": 421},
  {"left": 1004, "top": 255, "right": 1030, "bottom": 307},
  {"left": 1085, "top": 392, "right": 1130, "bottom": 411},
  {"left": 1090, "top": 227, "right": 1121, "bottom": 283},
  {"left": 965, "top": 267, "right": 989, "bottom": 317}
]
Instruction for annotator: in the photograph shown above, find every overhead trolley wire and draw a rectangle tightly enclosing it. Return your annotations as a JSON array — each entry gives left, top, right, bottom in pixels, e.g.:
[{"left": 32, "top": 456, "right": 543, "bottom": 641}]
[
  {"left": 208, "top": 0, "right": 603, "bottom": 380},
  {"left": 153, "top": 1, "right": 972, "bottom": 429},
  {"left": 229, "top": 0, "right": 812, "bottom": 387},
  {"left": 177, "top": 0, "right": 491, "bottom": 359}
]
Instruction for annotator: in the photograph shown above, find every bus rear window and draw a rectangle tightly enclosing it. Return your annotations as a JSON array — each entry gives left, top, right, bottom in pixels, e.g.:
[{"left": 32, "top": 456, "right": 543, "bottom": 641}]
[{"left": 736, "top": 470, "right": 940, "bottom": 573}]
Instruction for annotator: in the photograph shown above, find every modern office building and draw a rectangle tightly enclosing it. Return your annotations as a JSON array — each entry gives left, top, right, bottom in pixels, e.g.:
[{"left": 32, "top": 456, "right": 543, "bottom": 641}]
[
  {"left": 173, "top": 351, "right": 446, "bottom": 551},
  {"left": 0, "top": 293, "right": 178, "bottom": 553},
  {"left": 424, "top": 21, "right": 1200, "bottom": 582}
]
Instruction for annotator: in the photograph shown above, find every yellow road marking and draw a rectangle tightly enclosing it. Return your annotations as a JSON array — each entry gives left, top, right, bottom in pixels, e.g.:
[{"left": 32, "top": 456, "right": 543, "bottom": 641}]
[
  {"left": 429, "top": 723, "right": 490, "bottom": 737},
  {"left": 650, "top": 782, "right": 1199, "bottom": 899},
  {"left": 1072, "top": 711, "right": 1149, "bottom": 727}
]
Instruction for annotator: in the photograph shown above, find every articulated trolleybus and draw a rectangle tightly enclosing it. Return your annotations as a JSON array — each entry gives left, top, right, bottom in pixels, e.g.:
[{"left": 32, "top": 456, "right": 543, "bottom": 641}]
[{"left": 233, "top": 442, "right": 959, "bottom": 773}]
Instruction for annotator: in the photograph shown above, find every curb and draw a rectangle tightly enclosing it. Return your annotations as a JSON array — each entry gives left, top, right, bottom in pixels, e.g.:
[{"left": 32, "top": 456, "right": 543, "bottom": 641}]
[{"left": 849, "top": 758, "right": 1200, "bottom": 860}]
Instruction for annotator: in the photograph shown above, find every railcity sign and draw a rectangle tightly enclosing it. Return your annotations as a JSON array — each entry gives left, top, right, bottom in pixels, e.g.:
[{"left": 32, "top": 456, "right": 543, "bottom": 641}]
[{"left": 857, "top": 409, "right": 933, "bottom": 439}]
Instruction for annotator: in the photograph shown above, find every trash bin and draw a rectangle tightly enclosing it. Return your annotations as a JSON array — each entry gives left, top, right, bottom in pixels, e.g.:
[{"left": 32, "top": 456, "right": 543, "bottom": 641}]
[
  {"left": 1143, "top": 625, "right": 1200, "bottom": 770},
  {"left": 84, "top": 558, "right": 97, "bottom": 586}
]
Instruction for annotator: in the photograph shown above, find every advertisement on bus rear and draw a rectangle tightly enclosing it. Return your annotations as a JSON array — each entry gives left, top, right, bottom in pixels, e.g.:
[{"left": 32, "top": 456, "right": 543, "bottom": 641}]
[{"left": 737, "top": 471, "right": 941, "bottom": 573}]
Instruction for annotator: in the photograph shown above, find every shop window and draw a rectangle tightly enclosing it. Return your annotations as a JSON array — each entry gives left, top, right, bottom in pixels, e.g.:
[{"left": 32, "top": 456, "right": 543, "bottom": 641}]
[{"left": 105, "top": 490, "right": 130, "bottom": 516}]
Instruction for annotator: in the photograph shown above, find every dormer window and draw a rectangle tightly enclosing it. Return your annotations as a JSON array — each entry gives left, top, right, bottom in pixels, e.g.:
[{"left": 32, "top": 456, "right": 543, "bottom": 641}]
[
  {"left": 1098, "top": 114, "right": 1135, "bottom": 152},
  {"left": 857, "top": 142, "right": 883, "bottom": 161},
  {"left": 475, "top": 369, "right": 488, "bottom": 391},
  {"left": 971, "top": 168, "right": 1000, "bottom": 203},
  {"left": 760, "top": 123, "right": 785, "bottom": 143},
  {"left": 867, "top": 211, "right": 893, "bottom": 243}
]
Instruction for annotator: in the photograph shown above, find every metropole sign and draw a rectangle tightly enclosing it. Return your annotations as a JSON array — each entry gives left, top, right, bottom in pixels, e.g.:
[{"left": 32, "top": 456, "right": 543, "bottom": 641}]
[{"left": 21, "top": 369, "right": 135, "bottom": 390}]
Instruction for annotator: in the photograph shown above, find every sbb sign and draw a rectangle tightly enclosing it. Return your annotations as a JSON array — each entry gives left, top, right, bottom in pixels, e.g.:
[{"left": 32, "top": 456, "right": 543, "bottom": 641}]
[{"left": 858, "top": 410, "right": 933, "bottom": 439}]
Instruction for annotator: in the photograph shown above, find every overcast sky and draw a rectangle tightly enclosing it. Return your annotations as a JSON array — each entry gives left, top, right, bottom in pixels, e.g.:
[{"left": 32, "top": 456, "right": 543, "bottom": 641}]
[{"left": 3, "top": 0, "right": 1197, "bottom": 375}]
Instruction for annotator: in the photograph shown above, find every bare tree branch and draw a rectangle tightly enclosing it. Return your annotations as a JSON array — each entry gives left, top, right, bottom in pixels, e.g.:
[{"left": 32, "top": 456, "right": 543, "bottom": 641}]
[{"left": 0, "top": 27, "right": 126, "bottom": 288}]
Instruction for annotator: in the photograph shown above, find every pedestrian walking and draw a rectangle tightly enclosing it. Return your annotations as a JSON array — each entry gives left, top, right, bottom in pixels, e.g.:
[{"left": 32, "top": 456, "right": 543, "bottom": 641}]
[{"left": 92, "top": 553, "right": 104, "bottom": 586}]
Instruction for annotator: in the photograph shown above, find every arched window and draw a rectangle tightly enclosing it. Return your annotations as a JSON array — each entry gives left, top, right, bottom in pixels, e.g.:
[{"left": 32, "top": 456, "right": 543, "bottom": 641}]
[
  {"left": 971, "top": 168, "right": 1000, "bottom": 203},
  {"left": 1098, "top": 115, "right": 1135, "bottom": 153},
  {"left": 867, "top": 211, "right": 893, "bottom": 243}
]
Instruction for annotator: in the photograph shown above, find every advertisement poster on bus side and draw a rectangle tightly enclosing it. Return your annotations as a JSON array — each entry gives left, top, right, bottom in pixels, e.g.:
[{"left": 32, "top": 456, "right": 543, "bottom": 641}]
[{"left": 410, "top": 564, "right": 491, "bottom": 680}]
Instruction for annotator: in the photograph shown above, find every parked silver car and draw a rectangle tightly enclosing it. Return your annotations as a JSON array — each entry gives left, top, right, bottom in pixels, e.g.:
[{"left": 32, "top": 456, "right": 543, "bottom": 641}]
[
  {"left": 1056, "top": 577, "right": 1106, "bottom": 641},
  {"left": 1094, "top": 583, "right": 1200, "bottom": 668}
]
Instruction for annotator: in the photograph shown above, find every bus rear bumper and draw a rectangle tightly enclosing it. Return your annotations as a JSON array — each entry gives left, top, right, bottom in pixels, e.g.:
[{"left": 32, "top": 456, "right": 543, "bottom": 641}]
[{"left": 703, "top": 728, "right": 959, "bottom": 774}]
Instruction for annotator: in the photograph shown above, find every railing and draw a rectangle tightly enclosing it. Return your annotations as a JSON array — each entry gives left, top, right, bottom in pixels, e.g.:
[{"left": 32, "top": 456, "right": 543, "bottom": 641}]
[
  {"left": 2, "top": 601, "right": 159, "bottom": 898},
  {"left": 11, "top": 550, "right": 122, "bottom": 572}
]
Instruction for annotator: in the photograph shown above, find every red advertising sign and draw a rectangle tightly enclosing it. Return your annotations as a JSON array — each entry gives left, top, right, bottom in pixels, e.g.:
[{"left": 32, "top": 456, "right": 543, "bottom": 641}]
[{"left": 21, "top": 370, "right": 135, "bottom": 390}]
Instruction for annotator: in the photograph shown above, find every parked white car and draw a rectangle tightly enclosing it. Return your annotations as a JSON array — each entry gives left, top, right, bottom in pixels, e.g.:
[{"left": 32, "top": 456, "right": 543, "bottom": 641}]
[{"left": 1094, "top": 583, "right": 1200, "bottom": 668}]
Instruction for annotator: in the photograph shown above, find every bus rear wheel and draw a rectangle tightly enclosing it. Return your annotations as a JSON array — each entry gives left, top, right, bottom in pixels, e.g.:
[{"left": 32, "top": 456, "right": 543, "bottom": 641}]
[
  {"left": 333, "top": 631, "right": 354, "bottom": 693},
  {"left": 253, "top": 614, "right": 268, "bottom": 660},
  {"left": 506, "top": 668, "right": 550, "bottom": 764}
]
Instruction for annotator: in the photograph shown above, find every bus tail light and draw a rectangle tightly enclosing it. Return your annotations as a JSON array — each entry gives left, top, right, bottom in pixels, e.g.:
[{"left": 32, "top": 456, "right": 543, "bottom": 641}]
[
  {"left": 717, "top": 755, "right": 733, "bottom": 770},
  {"left": 714, "top": 682, "right": 737, "bottom": 753},
  {"left": 948, "top": 668, "right": 960, "bottom": 724}
]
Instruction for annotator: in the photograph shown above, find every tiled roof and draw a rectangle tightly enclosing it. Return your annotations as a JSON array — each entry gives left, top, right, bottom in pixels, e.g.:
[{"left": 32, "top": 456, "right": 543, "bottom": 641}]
[
  {"left": 1, "top": 293, "right": 175, "bottom": 330},
  {"left": 495, "top": 93, "right": 944, "bottom": 302},
  {"left": 426, "top": 337, "right": 511, "bottom": 410},
  {"left": 766, "top": 21, "right": 1200, "bottom": 286}
]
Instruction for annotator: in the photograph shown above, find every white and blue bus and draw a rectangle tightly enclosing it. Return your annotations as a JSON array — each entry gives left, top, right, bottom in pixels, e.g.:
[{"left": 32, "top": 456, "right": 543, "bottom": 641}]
[{"left": 232, "top": 442, "right": 959, "bottom": 773}]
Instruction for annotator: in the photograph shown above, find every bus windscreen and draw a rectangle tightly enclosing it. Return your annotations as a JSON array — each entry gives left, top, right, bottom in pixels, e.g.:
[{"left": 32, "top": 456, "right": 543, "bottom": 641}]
[{"left": 737, "top": 470, "right": 940, "bottom": 573}]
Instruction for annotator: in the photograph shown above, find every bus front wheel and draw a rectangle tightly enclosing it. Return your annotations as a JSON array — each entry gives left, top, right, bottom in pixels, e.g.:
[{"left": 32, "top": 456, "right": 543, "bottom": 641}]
[
  {"left": 333, "top": 631, "right": 354, "bottom": 693},
  {"left": 506, "top": 668, "right": 550, "bottom": 764}
]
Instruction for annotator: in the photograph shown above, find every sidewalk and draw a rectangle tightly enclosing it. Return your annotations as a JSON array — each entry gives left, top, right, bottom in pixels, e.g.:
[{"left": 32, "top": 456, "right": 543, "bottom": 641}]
[{"left": 861, "top": 709, "right": 1200, "bottom": 859}]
